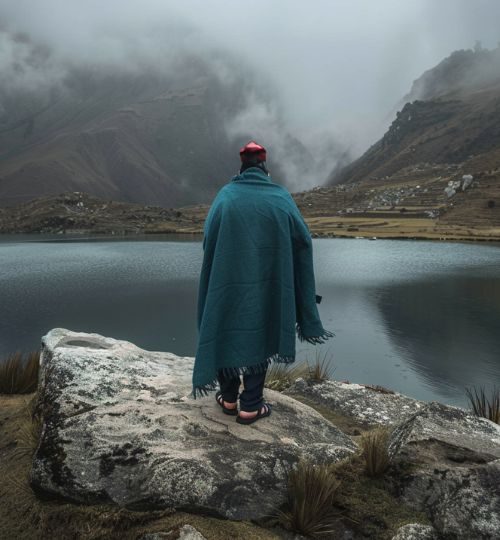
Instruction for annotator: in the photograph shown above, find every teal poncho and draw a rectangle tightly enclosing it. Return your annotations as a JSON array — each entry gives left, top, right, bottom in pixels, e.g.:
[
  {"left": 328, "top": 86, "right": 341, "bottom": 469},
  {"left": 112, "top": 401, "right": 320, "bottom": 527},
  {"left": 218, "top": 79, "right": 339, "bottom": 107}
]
[{"left": 192, "top": 167, "right": 334, "bottom": 396}]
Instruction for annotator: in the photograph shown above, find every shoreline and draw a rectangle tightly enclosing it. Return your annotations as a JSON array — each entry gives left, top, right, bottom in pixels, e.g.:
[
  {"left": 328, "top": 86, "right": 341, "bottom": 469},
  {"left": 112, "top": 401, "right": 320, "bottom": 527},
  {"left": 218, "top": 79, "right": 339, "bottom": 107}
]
[{"left": 1, "top": 227, "right": 500, "bottom": 244}]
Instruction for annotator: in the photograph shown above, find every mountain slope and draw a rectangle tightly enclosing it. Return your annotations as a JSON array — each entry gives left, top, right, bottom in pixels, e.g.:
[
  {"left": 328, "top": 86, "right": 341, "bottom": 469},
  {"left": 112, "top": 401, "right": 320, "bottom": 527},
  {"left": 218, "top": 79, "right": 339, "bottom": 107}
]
[
  {"left": 332, "top": 45, "right": 500, "bottom": 185},
  {"left": 0, "top": 82, "right": 232, "bottom": 207},
  {"left": 0, "top": 29, "right": 316, "bottom": 208},
  {"left": 0, "top": 48, "right": 246, "bottom": 208},
  {"left": 323, "top": 46, "right": 500, "bottom": 230}
]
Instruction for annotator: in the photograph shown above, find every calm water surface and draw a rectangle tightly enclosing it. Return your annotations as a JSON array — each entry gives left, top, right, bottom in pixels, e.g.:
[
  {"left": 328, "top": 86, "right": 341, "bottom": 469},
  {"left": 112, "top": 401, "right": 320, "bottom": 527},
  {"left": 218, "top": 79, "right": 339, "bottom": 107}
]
[{"left": 1, "top": 234, "right": 499, "bottom": 407}]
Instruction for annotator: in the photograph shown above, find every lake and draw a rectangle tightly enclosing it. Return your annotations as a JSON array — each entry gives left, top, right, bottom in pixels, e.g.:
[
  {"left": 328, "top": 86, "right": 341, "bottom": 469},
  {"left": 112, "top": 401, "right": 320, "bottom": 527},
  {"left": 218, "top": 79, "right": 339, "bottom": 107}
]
[{"left": 1, "top": 234, "right": 499, "bottom": 407}]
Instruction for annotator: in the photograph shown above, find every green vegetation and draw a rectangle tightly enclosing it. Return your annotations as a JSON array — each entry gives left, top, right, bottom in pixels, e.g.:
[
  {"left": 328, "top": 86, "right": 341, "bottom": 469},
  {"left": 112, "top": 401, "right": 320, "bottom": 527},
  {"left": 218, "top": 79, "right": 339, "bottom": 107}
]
[
  {"left": 465, "top": 386, "right": 500, "bottom": 424},
  {"left": 0, "top": 351, "right": 40, "bottom": 394},
  {"left": 360, "top": 427, "right": 391, "bottom": 477}
]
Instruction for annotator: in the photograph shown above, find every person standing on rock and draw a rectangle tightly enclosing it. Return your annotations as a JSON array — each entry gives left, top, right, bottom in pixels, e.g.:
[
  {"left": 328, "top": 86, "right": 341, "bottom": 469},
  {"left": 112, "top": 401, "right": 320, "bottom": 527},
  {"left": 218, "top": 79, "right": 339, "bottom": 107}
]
[{"left": 192, "top": 141, "right": 333, "bottom": 424}]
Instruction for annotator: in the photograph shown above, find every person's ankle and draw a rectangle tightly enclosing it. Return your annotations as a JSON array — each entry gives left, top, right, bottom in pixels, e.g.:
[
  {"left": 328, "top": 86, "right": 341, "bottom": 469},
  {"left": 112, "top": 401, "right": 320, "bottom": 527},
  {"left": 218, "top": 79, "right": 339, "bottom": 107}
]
[
  {"left": 224, "top": 400, "right": 237, "bottom": 409},
  {"left": 239, "top": 410, "right": 257, "bottom": 417}
]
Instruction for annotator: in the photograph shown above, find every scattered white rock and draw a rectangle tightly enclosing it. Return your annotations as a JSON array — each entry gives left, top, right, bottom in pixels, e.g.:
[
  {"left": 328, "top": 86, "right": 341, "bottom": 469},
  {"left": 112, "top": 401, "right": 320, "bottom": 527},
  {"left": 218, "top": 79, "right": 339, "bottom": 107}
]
[
  {"left": 140, "top": 526, "right": 206, "bottom": 540},
  {"left": 462, "top": 174, "right": 473, "bottom": 191},
  {"left": 444, "top": 186, "right": 456, "bottom": 198}
]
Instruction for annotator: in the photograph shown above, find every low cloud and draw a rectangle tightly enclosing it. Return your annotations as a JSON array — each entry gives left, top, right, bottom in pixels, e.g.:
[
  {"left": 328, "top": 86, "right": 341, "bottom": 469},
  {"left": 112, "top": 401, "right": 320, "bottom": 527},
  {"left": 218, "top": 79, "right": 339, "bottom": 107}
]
[{"left": 1, "top": 0, "right": 500, "bottom": 186}]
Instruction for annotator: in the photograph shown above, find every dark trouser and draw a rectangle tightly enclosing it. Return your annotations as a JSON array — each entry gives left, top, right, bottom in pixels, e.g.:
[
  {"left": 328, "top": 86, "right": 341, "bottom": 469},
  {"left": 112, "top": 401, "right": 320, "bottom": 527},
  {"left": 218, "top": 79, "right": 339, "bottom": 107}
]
[{"left": 217, "top": 369, "right": 267, "bottom": 412}]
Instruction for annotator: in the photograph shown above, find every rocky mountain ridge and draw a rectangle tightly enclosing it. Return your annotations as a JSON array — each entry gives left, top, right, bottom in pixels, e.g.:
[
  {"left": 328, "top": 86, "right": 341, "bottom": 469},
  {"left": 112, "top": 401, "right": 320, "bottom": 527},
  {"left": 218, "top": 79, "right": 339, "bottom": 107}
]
[{"left": 314, "top": 45, "right": 500, "bottom": 237}]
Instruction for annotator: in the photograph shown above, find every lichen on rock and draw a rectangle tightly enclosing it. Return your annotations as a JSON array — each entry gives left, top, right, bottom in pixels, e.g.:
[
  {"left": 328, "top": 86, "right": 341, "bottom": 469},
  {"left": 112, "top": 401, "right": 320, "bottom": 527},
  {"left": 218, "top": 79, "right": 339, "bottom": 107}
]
[
  {"left": 285, "top": 377, "right": 423, "bottom": 426},
  {"left": 30, "top": 328, "right": 357, "bottom": 521}
]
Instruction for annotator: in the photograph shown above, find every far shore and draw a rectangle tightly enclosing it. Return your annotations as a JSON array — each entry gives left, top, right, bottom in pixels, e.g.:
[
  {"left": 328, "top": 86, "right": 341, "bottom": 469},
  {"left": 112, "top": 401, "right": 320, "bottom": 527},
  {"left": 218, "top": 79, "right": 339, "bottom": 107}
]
[{"left": 2, "top": 217, "right": 500, "bottom": 243}]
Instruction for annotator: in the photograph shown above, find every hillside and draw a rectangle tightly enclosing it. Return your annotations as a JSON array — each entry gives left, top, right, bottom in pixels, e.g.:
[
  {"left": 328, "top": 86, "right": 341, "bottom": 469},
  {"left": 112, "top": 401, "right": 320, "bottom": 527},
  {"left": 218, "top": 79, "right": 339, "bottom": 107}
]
[
  {"left": 332, "top": 46, "right": 500, "bottom": 185},
  {"left": 0, "top": 191, "right": 205, "bottom": 235},
  {"left": 0, "top": 28, "right": 313, "bottom": 209},
  {"left": 314, "top": 46, "right": 500, "bottom": 236},
  {"left": 2, "top": 45, "right": 500, "bottom": 241}
]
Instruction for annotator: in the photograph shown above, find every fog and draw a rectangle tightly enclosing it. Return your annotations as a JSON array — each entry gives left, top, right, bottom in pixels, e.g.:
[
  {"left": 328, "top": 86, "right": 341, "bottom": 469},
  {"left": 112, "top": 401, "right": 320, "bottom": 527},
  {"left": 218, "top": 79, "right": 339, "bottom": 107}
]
[{"left": 1, "top": 0, "right": 500, "bottom": 186}]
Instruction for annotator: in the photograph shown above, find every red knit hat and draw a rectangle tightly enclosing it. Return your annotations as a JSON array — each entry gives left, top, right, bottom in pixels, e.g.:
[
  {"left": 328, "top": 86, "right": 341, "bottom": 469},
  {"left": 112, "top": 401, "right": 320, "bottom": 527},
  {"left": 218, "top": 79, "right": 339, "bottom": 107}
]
[{"left": 239, "top": 141, "right": 267, "bottom": 163}]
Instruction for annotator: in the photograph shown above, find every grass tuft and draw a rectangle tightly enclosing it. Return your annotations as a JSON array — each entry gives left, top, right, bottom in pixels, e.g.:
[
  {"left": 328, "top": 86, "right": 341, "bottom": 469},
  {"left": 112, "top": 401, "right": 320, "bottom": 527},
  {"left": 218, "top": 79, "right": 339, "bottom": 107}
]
[
  {"left": 13, "top": 395, "right": 43, "bottom": 459},
  {"left": 306, "top": 349, "right": 334, "bottom": 383},
  {"left": 265, "top": 350, "right": 335, "bottom": 391},
  {"left": 265, "top": 363, "right": 308, "bottom": 391},
  {"left": 0, "top": 351, "right": 40, "bottom": 394},
  {"left": 465, "top": 386, "right": 500, "bottom": 424},
  {"left": 360, "top": 427, "right": 391, "bottom": 477},
  {"left": 275, "top": 460, "right": 342, "bottom": 538}
]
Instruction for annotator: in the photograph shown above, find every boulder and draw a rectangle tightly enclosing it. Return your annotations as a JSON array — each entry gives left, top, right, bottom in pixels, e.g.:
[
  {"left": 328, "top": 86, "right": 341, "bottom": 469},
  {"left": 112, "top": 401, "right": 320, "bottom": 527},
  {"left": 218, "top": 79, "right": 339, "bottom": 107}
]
[
  {"left": 389, "top": 402, "right": 500, "bottom": 539},
  {"left": 285, "top": 378, "right": 423, "bottom": 426},
  {"left": 462, "top": 174, "right": 473, "bottom": 191},
  {"left": 31, "top": 329, "right": 357, "bottom": 520}
]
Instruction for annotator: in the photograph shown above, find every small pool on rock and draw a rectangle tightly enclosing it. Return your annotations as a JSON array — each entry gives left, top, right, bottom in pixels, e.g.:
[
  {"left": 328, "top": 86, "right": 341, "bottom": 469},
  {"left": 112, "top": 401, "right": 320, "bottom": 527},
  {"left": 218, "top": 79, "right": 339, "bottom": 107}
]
[{"left": 63, "top": 340, "right": 111, "bottom": 349}]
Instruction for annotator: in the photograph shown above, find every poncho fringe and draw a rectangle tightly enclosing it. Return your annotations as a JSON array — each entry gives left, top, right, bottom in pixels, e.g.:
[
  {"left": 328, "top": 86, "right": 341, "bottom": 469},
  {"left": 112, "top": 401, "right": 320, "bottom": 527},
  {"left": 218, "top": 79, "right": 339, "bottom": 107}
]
[
  {"left": 192, "top": 325, "right": 335, "bottom": 398},
  {"left": 296, "top": 323, "right": 336, "bottom": 344},
  {"left": 192, "top": 351, "right": 294, "bottom": 398}
]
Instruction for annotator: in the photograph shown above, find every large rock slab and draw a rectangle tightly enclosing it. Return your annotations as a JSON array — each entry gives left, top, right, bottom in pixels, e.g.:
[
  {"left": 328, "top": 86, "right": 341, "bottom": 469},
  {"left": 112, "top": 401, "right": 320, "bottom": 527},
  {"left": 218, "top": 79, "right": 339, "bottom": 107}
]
[
  {"left": 389, "top": 402, "right": 500, "bottom": 539},
  {"left": 390, "top": 401, "right": 500, "bottom": 461},
  {"left": 31, "top": 329, "right": 356, "bottom": 520},
  {"left": 285, "top": 378, "right": 423, "bottom": 426}
]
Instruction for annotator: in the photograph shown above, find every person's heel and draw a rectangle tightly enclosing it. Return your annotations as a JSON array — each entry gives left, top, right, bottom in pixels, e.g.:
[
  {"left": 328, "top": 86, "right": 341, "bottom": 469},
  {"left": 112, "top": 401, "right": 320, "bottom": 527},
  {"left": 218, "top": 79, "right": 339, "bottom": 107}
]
[
  {"left": 215, "top": 391, "right": 238, "bottom": 416},
  {"left": 236, "top": 403, "right": 272, "bottom": 425}
]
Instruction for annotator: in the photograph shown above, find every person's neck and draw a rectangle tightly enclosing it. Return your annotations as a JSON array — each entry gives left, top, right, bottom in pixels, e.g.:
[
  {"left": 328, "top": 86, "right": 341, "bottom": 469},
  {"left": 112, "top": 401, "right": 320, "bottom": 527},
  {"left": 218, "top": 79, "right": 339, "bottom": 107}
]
[{"left": 240, "top": 162, "right": 269, "bottom": 175}]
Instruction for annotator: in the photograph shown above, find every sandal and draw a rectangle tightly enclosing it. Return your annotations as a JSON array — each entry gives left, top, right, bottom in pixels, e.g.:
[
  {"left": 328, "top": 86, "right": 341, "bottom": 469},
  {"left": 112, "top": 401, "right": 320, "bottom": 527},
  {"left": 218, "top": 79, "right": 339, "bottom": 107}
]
[
  {"left": 236, "top": 403, "right": 272, "bottom": 425},
  {"left": 215, "top": 391, "right": 238, "bottom": 416}
]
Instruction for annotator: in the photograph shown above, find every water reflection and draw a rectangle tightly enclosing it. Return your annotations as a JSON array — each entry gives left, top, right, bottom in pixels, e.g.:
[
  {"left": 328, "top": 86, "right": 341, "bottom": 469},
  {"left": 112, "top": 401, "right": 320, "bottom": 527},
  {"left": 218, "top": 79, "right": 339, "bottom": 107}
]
[{"left": 374, "top": 274, "right": 500, "bottom": 402}]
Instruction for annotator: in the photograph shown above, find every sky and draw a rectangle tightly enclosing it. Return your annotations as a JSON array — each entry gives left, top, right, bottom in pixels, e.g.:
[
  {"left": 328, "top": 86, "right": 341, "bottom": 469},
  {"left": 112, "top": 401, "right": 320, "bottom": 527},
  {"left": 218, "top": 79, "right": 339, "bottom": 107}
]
[{"left": 1, "top": 0, "right": 500, "bottom": 171}]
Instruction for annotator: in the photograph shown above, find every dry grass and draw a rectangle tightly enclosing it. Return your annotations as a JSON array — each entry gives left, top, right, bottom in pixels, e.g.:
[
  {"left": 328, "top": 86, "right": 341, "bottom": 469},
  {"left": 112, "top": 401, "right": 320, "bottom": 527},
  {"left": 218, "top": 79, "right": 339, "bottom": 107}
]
[
  {"left": 360, "top": 427, "right": 391, "bottom": 477},
  {"left": 306, "top": 349, "right": 334, "bottom": 383},
  {"left": 265, "top": 351, "right": 335, "bottom": 391},
  {"left": 305, "top": 215, "right": 500, "bottom": 241},
  {"left": 265, "top": 362, "right": 308, "bottom": 391},
  {"left": 0, "top": 351, "right": 40, "bottom": 394},
  {"left": 13, "top": 395, "right": 43, "bottom": 459},
  {"left": 275, "top": 460, "right": 342, "bottom": 538},
  {"left": 465, "top": 386, "right": 500, "bottom": 424}
]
